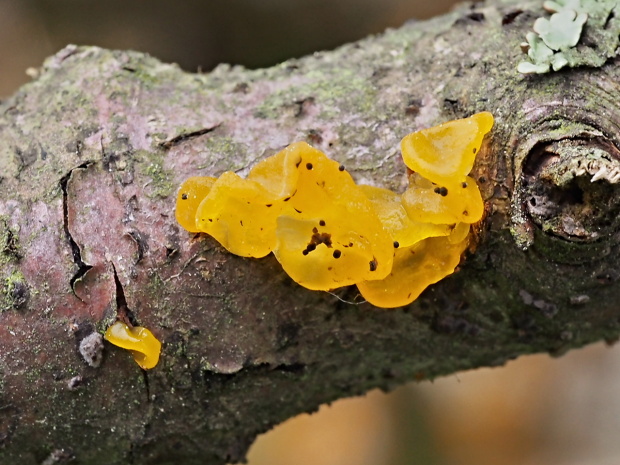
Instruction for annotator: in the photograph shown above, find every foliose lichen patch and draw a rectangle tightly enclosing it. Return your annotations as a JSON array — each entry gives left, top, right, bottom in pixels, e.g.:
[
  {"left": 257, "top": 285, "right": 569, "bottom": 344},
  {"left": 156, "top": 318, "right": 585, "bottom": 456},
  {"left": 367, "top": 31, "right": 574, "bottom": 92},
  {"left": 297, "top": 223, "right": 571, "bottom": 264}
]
[{"left": 518, "top": 0, "right": 620, "bottom": 74}]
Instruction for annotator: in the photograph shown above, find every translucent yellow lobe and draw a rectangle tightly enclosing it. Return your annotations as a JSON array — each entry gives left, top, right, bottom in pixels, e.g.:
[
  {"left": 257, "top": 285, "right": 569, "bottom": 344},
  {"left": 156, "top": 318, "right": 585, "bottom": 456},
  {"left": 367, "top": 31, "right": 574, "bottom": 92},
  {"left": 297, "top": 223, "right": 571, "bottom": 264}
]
[
  {"left": 194, "top": 172, "right": 285, "bottom": 258},
  {"left": 273, "top": 145, "right": 393, "bottom": 289},
  {"left": 401, "top": 111, "right": 493, "bottom": 184},
  {"left": 104, "top": 321, "right": 162, "bottom": 370},
  {"left": 401, "top": 174, "right": 484, "bottom": 224},
  {"left": 359, "top": 184, "right": 453, "bottom": 247},
  {"left": 175, "top": 176, "right": 216, "bottom": 232},
  {"left": 356, "top": 231, "right": 470, "bottom": 308}
]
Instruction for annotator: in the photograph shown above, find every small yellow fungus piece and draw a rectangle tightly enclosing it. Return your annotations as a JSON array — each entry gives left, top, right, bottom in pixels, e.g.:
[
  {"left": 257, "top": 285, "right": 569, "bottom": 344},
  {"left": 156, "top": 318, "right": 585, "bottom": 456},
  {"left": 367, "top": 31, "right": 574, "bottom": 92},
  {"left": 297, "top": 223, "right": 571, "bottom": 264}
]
[
  {"left": 194, "top": 172, "right": 285, "bottom": 258},
  {"left": 283, "top": 142, "right": 375, "bottom": 217},
  {"left": 176, "top": 176, "right": 217, "bottom": 232},
  {"left": 359, "top": 184, "right": 452, "bottom": 248},
  {"left": 401, "top": 112, "right": 493, "bottom": 184},
  {"left": 356, "top": 234, "right": 469, "bottom": 308},
  {"left": 248, "top": 142, "right": 303, "bottom": 198},
  {"left": 401, "top": 174, "right": 484, "bottom": 224},
  {"left": 447, "top": 222, "right": 471, "bottom": 244},
  {"left": 104, "top": 321, "right": 162, "bottom": 370}
]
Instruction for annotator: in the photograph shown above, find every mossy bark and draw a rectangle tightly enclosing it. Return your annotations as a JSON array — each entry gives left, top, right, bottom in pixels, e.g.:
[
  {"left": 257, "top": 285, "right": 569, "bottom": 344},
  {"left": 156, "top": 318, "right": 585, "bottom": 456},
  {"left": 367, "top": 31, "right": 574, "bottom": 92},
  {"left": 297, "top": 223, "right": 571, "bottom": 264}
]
[{"left": 1, "top": 0, "right": 620, "bottom": 463}]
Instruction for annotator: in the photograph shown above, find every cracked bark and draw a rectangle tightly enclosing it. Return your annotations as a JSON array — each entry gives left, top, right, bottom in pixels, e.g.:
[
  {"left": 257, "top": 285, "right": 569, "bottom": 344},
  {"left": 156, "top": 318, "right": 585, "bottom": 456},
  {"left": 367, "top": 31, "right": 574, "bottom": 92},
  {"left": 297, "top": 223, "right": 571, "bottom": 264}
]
[{"left": 1, "top": 0, "right": 620, "bottom": 463}]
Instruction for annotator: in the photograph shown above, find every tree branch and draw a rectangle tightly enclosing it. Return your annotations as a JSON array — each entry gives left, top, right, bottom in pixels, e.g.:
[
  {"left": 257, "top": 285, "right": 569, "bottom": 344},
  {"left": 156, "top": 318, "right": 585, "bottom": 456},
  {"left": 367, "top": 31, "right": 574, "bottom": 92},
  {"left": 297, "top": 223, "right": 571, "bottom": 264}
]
[{"left": 1, "top": 0, "right": 620, "bottom": 463}]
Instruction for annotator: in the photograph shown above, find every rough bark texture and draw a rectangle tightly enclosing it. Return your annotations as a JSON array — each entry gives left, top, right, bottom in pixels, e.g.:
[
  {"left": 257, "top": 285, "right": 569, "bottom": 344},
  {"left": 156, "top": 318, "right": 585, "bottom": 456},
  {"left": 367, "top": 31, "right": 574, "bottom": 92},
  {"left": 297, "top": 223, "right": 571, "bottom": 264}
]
[{"left": 1, "top": 0, "right": 620, "bottom": 463}]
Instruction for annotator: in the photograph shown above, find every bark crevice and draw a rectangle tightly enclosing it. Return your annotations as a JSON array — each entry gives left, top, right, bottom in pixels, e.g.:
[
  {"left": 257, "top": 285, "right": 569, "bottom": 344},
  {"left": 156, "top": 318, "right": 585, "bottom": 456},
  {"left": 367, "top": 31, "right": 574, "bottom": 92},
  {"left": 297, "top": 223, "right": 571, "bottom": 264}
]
[{"left": 60, "top": 162, "right": 94, "bottom": 296}]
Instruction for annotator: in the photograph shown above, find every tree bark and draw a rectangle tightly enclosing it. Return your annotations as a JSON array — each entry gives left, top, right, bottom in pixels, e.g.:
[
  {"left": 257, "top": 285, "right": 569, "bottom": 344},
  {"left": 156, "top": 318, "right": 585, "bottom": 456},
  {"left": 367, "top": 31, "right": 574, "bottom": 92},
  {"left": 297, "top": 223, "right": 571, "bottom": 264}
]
[{"left": 1, "top": 0, "right": 620, "bottom": 463}]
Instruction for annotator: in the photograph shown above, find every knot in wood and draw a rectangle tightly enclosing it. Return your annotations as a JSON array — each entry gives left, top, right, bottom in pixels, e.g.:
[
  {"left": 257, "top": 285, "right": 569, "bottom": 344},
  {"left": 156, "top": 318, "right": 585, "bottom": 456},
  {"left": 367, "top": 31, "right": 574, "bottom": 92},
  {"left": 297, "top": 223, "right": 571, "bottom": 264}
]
[{"left": 521, "top": 136, "right": 620, "bottom": 243}]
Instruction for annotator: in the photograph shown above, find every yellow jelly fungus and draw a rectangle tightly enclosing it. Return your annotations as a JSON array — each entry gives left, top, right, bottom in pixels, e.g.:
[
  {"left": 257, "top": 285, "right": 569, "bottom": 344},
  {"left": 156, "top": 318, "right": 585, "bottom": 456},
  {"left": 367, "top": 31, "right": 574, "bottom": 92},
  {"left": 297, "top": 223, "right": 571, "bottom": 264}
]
[
  {"left": 274, "top": 214, "right": 392, "bottom": 291},
  {"left": 401, "top": 173, "right": 484, "bottom": 224},
  {"left": 359, "top": 184, "right": 453, "bottom": 248},
  {"left": 401, "top": 111, "right": 493, "bottom": 184},
  {"left": 356, "top": 233, "right": 469, "bottom": 308},
  {"left": 248, "top": 142, "right": 303, "bottom": 198},
  {"left": 104, "top": 321, "right": 162, "bottom": 370},
  {"left": 176, "top": 176, "right": 217, "bottom": 232},
  {"left": 195, "top": 172, "right": 287, "bottom": 258},
  {"left": 447, "top": 221, "right": 471, "bottom": 244},
  {"left": 175, "top": 112, "right": 493, "bottom": 308},
  {"left": 272, "top": 144, "right": 393, "bottom": 289}
]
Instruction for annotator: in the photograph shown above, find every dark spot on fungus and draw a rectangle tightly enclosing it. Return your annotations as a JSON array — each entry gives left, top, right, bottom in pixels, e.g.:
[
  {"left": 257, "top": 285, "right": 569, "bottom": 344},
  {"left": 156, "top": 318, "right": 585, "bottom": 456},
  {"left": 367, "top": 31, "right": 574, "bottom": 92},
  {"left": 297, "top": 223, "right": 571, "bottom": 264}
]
[
  {"left": 240, "top": 220, "right": 243, "bottom": 227},
  {"left": 181, "top": 193, "right": 188, "bottom": 200},
  {"left": 306, "top": 163, "right": 313, "bottom": 170},
  {"left": 319, "top": 220, "right": 326, "bottom": 226},
  {"left": 208, "top": 218, "right": 213, "bottom": 222},
  {"left": 294, "top": 208, "right": 302, "bottom": 213},
  {"left": 369, "top": 258, "right": 378, "bottom": 271},
  {"left": 434, "top": 187, "right": 441, "bottom": 194},
  {"left": 333, "top": 250, "right": 342, "bottom": 259},
  {"left": 266, "top": 204, "right": 272, "bottom": 207},
  {"left": 462, "top": 182, "right": 468, "bottom": 188},
  {"left": 393, "top": 241, "right": 400, "bottom": 248},
  {"left": 439, "top": 187, "right": 448, "bottom": 196},
  {"left": 463, "top": 210, "right": 469, "bottom": 216},
  {"left": 284, "top": 197, "right": 291, "bottom": 202},
  {"left": 303, "top": 229, "right": 333, "bottom": 255},
  {"left": 473, "top": 147, "right": 477, "bottom": 154},
  {"left": 338, "top": 165, "right": 345, "bottom": 171}
]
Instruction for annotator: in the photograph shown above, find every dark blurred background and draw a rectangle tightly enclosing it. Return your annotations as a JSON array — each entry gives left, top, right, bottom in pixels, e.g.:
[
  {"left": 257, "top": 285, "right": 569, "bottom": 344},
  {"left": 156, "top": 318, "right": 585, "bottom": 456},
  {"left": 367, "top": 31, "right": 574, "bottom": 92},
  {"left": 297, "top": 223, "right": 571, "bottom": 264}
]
[
  {"left": 3, "top": 1, "right": 620, "bottom": 464},
  {"left": 0, "top": 0, "right": 458, "bottom": 98}
]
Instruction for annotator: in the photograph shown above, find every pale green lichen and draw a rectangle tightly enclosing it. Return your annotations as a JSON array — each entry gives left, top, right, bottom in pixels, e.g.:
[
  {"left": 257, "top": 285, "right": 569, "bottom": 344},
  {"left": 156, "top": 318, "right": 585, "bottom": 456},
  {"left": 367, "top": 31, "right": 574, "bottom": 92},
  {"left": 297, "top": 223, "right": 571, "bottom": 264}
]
[
  {"left": 2, "top": 269, "right": 27, "bottom": 312},
  {"left": 198, "top": 135, "right": 250, "bottom": 173},
  {"left": 254, "top": 69, "right": 377, "bottom": 120},
  {"left": 518, "top": 0, "right": 620, "bottom": 74},
  {"left": 0, "top": 216, "right": 21, "bottom": 265},
  {"left": 534, "top": 9, "right": 588, "bottom": 50},
  {"left": 141, "top": 151, "right": 174, "bottom": 198}
]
